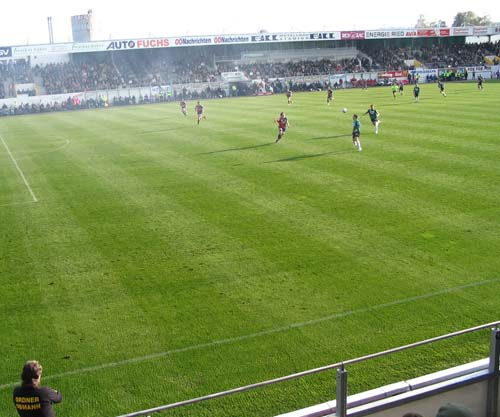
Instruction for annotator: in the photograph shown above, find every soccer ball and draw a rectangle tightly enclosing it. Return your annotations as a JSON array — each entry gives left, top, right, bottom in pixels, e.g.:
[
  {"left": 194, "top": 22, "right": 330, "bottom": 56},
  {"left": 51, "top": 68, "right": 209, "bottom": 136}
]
[{"left": 342, "top": 107, "right": 348, "bottom": 113}]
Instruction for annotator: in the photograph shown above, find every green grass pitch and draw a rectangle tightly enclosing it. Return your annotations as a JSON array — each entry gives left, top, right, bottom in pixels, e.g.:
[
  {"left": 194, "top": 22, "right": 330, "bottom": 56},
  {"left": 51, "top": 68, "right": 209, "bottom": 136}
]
[{"left": 1, "top": 82, "right": 500, "bottom": 417}]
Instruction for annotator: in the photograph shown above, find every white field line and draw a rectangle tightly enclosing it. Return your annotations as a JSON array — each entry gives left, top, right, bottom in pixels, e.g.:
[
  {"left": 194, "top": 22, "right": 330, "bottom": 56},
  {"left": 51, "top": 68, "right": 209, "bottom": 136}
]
[
  {"left": 0, "top": 278, "right": 498, "bottom": 390},
  {"left": 0, "top": 133, "right": 38, "bottom": 203},
  {"left": 0, "top": 200, "right": 37, "bottom": 208}
]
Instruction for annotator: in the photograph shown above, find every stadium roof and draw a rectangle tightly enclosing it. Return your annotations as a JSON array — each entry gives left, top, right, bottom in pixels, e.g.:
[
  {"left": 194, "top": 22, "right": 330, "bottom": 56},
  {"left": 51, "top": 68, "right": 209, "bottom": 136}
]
[{"left": 1, "top": 25, "right": 499, "bottom": 60}]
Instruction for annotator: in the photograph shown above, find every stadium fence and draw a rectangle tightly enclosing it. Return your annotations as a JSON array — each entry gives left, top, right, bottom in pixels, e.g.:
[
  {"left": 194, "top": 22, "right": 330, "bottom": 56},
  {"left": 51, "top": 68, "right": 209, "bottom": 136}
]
[{"left": 116, "top": 320, "right": 500, "bottom": 417}]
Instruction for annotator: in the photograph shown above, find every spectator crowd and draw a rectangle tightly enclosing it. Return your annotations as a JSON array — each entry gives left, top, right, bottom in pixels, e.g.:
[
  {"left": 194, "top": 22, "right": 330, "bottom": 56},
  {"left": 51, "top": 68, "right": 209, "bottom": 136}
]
[{"left": 0, "top": 40, "right": 498, "bottom": 115}]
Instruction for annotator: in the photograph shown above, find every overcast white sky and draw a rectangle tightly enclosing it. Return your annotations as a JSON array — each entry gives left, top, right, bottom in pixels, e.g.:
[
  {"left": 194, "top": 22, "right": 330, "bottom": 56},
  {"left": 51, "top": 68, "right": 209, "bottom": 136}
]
[{"left": 0, "top": 0, "right": 499, "bottom": 45}]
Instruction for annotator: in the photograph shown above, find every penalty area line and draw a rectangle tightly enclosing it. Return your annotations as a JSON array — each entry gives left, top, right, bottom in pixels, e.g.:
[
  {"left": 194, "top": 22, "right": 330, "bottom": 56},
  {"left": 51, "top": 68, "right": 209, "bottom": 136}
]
[
  {"left": 0, "top": 133, "right": 38, "bottom": 203},
  {"left": 0, "top": 277, "right": 498, "bottom": 390}
]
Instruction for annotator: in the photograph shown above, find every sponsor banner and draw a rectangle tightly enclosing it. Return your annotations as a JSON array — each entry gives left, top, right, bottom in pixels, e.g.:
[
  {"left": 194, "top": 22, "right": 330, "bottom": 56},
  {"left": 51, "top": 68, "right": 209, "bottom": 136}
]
[
  {"left": 4, "top": 25, "right": 495, "bottom": 59},
  {"left": 451, "top": 27, "right": 473, "bottom": 36},
  {"left": 46, "top": 43, "right": 74, "bottom": 53},
  {"left": 251, "top": 34, "right": 280, "bottom": 42},
  {"left": 473, "top": 26, "right": 489, "bottom": 36},
  {"left": 0, "top": 46, "right": 12, "bottom": 58},
  {"left": 465, "top": 65, "right": 490, "bottom": 71},
  {"left": 403, "top": 28, "right": 448, "bottom": 38},
  {"left": 341, "top": 31, "right": 365, "bottom": 40},
  {"left": 213, "top": 35, "right": 250, "bottom": 44},
  {"left": 308, "top": 31, "right": 340, "bottom": 40},
  {"left": 106, "top": 38, "right": 171, "bottom": 50},
  {"left": 378, "top": 70, "right": 408, "bottom": 78},
  {"left": 11, "top": 43, "right": 73, "bottom": 57},
  {"left": 73, "top": 41, "right": 110, "bottom": 52},
  {"left": 280, "top": 32, "right": 311, "bottom": 42},
  {"left": 417, "top": 29, "right": 440, "bottom": 37},
  {"left": 365, "top": 30, "right": 406, "bottom": 39},
  {"left": 411, "top": 68, "right": 438, "bottom": 81},
  {"left": 464, "top": 66, "right": 493, "bottom": 79},
  {"left": 221, "top": 71, "right": 248, "bottom": 82},
  {"left": 173, "top": 37, "right": 211, "bottom": 46},
  {"left": 150, "top": 85, "right": 172, "bottom": 95},
  {"left": 366, "top": 28, "right": 451, "bottom": 39},
  {"left": 250, "top": 32, "right": 313, "bottom": 43},
  {"left": 13, "top": 45, "right": 53, "bottom": 57},
  {"left": 413, "top": 68, "right": 438, "bottom": 75}
]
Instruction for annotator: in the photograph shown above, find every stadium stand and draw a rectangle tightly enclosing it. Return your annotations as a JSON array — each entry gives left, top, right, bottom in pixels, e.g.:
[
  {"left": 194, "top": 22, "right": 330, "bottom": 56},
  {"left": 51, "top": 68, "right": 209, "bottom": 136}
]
[
  {"left": 1, "top": 42, "right": 498, "bottom": 96},
  {"left": 0, "top": 40, "right": 498, "bottom": 115},
  {"left": 358, "top": 41, "right": 500, "bottom": 70}
]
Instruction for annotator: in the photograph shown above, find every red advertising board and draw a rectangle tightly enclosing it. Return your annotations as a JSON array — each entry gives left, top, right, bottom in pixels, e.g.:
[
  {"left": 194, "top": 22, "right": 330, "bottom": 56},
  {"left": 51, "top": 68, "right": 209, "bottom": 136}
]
[
  {"left": 341, "top": 31, "right": 365, "bottom": 40},
  {"left": 403, "top": 28, "right": 449, "bottom": 38},
  {"left": 417, "top": 29, "right": 439, "bottom": 37},
  {"left": 378, "top": 70, "right": 408, "bottom": 78}
]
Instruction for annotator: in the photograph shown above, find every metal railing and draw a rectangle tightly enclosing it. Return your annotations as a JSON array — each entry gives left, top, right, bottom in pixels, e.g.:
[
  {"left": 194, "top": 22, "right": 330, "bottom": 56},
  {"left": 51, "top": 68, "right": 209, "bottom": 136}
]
[{"left": 117, "top": 320, "right": 500, "bottom": 417}]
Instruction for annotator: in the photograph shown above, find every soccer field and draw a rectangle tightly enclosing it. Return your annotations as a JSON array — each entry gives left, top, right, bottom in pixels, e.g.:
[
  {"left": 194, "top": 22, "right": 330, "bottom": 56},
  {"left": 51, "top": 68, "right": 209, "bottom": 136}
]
[{"left": 1, "top": 82, "right": 500, "bottom": 417}]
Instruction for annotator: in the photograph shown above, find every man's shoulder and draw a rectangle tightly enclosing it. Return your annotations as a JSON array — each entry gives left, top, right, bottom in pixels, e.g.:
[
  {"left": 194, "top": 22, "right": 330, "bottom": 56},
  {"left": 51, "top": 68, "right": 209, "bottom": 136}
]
[{"left": 13, "top": 385, "right": 25, "bottom": 395}]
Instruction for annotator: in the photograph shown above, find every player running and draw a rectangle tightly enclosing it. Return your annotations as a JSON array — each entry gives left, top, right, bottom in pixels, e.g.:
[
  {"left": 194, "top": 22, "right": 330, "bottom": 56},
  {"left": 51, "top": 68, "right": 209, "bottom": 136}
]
[
  {"left": 180, "top": 100, "right": 187, "bottom": 116},
  {"left": 399, "top": 81, "right": 404, "bottom": 96},
  {"left": 477, "top": 74, "right": 484, "bottom": 90},
  {"left": 195, "top": 101, "right": 205, "bottom": 124},
  {"left": 326, "top": 86, "right": 334, "bottom": 105},
  {"left": 275, "top": 112, "right": 289, "bottom": 143},
  {"left": 363, "top": 104, "right": 380, "bottom": 134},
  {"left": 437, "top": 80, "right": 447, "bottom": 97},
  {"left": 352, "top": 114, "right": 362, "bottom": 151},
  {"left": 286, "top": 89, "right": 293, "bottom": 105},
  {"left": 391, "top": 82, "right": 398, "bottom": 99},
  {"left": 413, "top": 84, "right": 420, "bottom": 102}
]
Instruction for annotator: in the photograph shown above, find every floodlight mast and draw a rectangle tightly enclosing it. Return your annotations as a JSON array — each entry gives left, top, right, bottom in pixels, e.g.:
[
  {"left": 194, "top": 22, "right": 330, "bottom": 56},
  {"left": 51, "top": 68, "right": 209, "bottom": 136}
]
[{"left": 47, "top": 17, "right": 54, "bottom": 44}]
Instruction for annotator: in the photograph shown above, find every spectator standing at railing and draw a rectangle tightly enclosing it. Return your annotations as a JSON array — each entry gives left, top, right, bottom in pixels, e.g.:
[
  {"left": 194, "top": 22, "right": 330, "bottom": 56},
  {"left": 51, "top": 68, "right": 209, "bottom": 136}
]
[{"left": 13, "top": 360, "right": 62, "bottom": 417}]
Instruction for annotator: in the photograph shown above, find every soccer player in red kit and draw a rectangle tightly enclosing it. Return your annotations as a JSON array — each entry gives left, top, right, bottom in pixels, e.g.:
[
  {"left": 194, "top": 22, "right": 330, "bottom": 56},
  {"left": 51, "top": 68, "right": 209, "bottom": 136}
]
[
  {"left": 286, "top": 89, "right": 292, "bottom": 105},
  {"left": 180, "top": 100, "right": 187, "bottom": 116},
  {"left": 326, "top": 86, "right": 334, "bottom": 105},
  {"left": 195, "top": 101, "right": 205, "bottom": 124},
  {"left": 275, "top": 112, "right": 289, "bottom": 143}
]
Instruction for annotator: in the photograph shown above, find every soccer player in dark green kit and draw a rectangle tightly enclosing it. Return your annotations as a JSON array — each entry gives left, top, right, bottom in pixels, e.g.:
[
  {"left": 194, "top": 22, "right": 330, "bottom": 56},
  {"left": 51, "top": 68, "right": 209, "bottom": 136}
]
[
  {"left": 352, "top": 114, "right": 362, "bottom": 151},
  {"left": 363, "top": 104, "right": 380, "bottom": 134},
  {"left": 413, "top": 84, "right": 420, "bottom": 102},
  {"left": 437, "top": 80, "right": 447, "bottom": 97}
]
